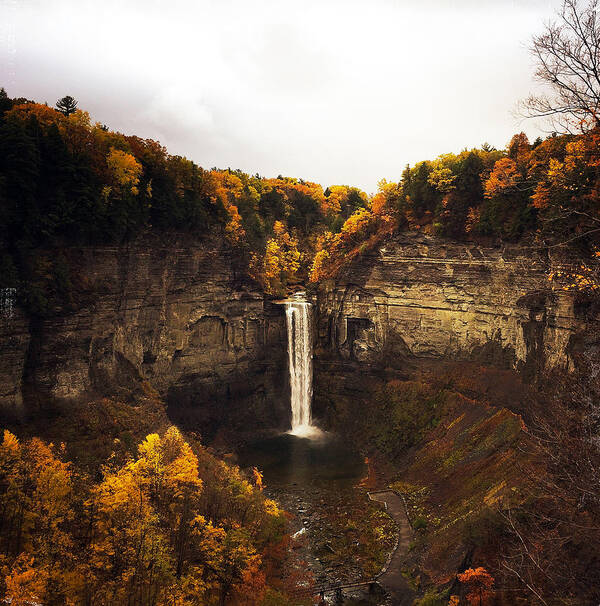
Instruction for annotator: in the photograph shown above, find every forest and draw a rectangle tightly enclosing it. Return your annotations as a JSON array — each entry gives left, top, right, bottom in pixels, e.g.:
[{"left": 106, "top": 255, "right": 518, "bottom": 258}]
[
  {"left": 1, "top": 86, "right": 600, "bottom": 605},
  {"left": 0, "top": 424, "right": 305, "bottom": 605},
  {"left": 1, "top": 87, "right": 599, "bottom": 307}
]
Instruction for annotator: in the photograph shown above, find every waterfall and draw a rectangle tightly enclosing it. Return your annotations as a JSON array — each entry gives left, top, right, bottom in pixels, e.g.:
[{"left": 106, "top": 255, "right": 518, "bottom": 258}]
[{"left": 284, "top": 295, "right": 317, "bottom": 437}]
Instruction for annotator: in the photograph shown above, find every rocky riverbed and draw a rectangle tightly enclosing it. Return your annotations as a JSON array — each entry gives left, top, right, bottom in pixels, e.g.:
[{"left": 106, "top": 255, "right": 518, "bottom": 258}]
[{"left": 238, "top": 432, "right": 396, "bottom": 603}]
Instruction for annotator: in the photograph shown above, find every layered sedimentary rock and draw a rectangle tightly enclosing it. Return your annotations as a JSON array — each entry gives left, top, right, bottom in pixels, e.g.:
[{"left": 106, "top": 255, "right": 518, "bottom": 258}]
[
  {"left": 0, "top": 289, "right": 30, "bottom": 411},
  {"left": 314, "top": 233, "right": 589, "bottom": 375},
  {"left": 0, "top": 237, "right": 288, "bottom": 434},
  {"left": 2, "top": 231, "right": 595, "bottom": 436}
]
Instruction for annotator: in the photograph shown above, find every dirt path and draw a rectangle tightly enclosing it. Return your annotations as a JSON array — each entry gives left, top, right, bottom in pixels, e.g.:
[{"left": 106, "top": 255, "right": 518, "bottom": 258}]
[{"left": 368, "top": 490, "right": 416, "bottom": 605}]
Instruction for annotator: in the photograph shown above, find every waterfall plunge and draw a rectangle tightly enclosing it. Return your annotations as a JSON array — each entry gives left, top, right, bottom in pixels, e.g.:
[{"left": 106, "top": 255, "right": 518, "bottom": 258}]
[{"left": 285, "top": 296, "right": 320, "bottom": 438}]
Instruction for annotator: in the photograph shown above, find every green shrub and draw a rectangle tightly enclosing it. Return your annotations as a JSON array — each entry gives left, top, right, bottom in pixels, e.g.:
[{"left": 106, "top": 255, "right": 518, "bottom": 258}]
[
  {"left": 413, "top": 588, "right": 450, "bottom": 606},
  {"left": 413, "top": 516, "right": 428, "bottom": 530}
]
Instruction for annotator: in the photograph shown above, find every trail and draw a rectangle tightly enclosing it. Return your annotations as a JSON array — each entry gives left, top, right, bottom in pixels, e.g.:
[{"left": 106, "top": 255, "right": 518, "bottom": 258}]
[
  {"left": 297, "top": 490, "right": 415, "bottom": 604},
  {"left": 368, "top": 490, "right": 415, "bottom": 605}
]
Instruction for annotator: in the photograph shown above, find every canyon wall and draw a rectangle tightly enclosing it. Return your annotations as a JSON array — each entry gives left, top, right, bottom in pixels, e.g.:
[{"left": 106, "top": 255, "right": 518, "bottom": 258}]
[
  {"left": 311, "top": 234, "right": 600, "bottom": 590},
  {"left": 314, "top": 233, "right": 590, "bottom": 375},
  {"left": 0, "top": 237, "right": 288, "bottom": 436},
  {"left": 2, "top": 232, "right": 596, "bottom": 438}
]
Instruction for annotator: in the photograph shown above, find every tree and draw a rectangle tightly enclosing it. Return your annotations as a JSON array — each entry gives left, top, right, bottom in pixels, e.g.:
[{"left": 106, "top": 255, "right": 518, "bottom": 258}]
[
  {"left": 401, "top": 161, "right": 441, "bottom": 218},
  {"left": 89, "top": 428, "right": 206, "bottom": 604},
  {"left": 438, "top": 152, "right": 484, "bottom": 239},
  {"left": 457, "top": 567, "right": 494, "bottom": 606},
  {"left": 250, "top": 220, "right": 301, "bottom": 296},
  {"left": 531, "top": 131, "right": 600, "bottom": 244},
  {"left": 106, "top": 147, "right": 142, "bottom": 195},
  {"left": 498, "top": 363, "right": 600, "bottom": 605},
  {"left": 0, "top": 431, "right": 79, "bottom": 604},
  {"left": 507, "top": 132, "right": 531, "bottom": 162},
  {"left": 55, "top": 96, "right": 77, "bottom": 117},
  {"left": 522, "top": 0, "right": 600, "bottom": 132},
  {"left": 484, "top": 158, "right": 521, "bottom": 199},
  {"left": 0, "top": 88, "right": 13, "bottom": 117}
]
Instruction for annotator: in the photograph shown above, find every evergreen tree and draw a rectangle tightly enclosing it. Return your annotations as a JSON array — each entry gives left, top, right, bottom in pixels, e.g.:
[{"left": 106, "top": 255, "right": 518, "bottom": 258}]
[
  {"left": 0, "top": 88, "right": 13, "bottom": 117},
  {"left": 55, "top": 95, "right": 77, "bottom": 116}
]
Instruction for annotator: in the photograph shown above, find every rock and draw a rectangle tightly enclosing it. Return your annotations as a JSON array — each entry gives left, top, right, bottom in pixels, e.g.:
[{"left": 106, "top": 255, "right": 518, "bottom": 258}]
[
  {"left": 314, "top": 233, "right": 593, "bottom": 374},
  {"left": 0, "top": 303, "right": 30, "bottom": 415},
  {"left": 0, "top": 235, "right": 289, "bottom": 436}
]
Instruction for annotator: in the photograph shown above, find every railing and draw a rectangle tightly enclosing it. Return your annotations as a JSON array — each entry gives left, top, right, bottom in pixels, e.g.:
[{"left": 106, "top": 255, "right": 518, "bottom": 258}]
[{"left": 290, "top": 579, "right": 379, "bottom": 598}]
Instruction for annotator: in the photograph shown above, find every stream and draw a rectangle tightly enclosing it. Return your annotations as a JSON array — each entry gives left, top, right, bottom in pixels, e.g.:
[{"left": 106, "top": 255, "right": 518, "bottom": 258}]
[
  {"left": 238, "top": 294, "right": 395, "bottom": 603},
  {"left": 238, "top": 431, "right": 395, "bottom": 604}
]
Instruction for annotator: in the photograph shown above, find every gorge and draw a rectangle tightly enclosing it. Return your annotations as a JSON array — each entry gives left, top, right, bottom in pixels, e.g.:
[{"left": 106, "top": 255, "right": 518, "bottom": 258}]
[
  {"left": 3, "top": 5, "right": 600, "bottom": 599},
  {"left": 1, "top": 231, "right": 596, "bottom": 601},
  {"left": 1, "top": 222, "right": 599, "bottom": 606},
  {"left": 1, "top": 233, "right": 590, "bottom": 423}
]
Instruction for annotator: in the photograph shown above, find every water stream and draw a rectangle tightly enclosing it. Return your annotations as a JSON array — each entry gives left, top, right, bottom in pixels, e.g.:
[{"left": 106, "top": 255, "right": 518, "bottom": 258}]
[
  {"left": 236, "top": 293, "right": 394, "bottom": 603},
  {"left": 238, "top": 433, "right": 391, "bottom": 603},
  {"left": 284, "top": 293, "right": 317, "bottom": 437}
]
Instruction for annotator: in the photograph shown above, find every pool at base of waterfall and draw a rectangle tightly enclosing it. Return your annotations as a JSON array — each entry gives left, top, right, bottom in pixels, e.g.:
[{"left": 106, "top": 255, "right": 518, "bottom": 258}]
[
  {"left": 287, "top": 423, "right": 326, "bottom": 439},
  {"left": 238, "top": 431, "right": 396, "bottom": 604}
]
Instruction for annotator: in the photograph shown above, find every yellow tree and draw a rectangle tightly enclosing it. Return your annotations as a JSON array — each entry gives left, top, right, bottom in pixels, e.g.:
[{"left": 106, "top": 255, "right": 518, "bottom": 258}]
[
  {"left": 138, "top": 428, "right": 203, "bottom": 579},
  {"left": 252, "top": 220, "right": 301, "bottom": 296},
  {"left": 106, "top": 147, "right": 142, "bottom": 196},
  {"left": 0, "top": 431, "right": 78, "bottom": 605},
  {"left": 192, "top": 516, "right": 263, "bottom": 606},
  {"left": 209, "top": 171, "right": 246, "bottom": 244},
  {"left": 89, "top": 427, "right": 214, "bottom": 604}
]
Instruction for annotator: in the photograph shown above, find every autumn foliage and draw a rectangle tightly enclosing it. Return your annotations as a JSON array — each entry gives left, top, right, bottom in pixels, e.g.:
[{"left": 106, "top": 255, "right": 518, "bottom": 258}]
[
  {"left": 0, "top": 427, "right": 289, "bottom": 605},
  {"left": 0, "top": 91, "right": 385, "bottom": 299},
  {"left": 3, "top": 89, "right": 600, "bottom": 304},
  {"left": 309, "top": 181, "right": 398, "bottom": 282},
  {"left": 457, "top": 567, "right": 494, "bottom": 605}
]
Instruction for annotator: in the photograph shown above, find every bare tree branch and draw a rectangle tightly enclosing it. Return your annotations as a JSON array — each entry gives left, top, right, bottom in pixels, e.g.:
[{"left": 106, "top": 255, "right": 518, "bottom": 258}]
[{"left": 521, "top": 0, "right": 600, "bottom": 133}]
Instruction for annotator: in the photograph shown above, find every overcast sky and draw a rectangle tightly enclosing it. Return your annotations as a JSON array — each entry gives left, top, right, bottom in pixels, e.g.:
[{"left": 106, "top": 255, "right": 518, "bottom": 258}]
[{"left": 1, "top": 0, "right": 561, "bottom": 193}]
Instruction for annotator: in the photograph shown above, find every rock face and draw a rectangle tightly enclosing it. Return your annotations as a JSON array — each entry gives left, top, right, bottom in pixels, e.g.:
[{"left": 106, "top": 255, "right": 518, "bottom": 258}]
[
  {"left": 0, "top": 238, "right": 289, "bottom": 436},
  {"left": 314, "top": 233, "right": 588, "bottom": 375},
  {"left": 0, "top": 289, "right": 30, "bottom": 413},
  {"left": 2, "top": 232, "right": 596, "bottom": 436}
]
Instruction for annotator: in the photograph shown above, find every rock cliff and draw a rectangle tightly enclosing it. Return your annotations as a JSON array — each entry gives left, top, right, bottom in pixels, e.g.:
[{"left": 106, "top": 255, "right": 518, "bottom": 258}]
[
  {"left": 314, "top": 233, "right": 588, "bottom": 375},
  {"left": 0, "top": 237, "right": 288, "bottom": 436},
  {"left": 2, "top": 232, "right": 596, "bottom": 440}
]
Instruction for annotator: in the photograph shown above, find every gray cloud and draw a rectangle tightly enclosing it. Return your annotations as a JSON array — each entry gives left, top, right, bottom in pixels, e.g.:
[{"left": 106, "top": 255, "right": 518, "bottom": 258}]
[{"left": 1, "top": 0, "right": 562, "bottom": 192}]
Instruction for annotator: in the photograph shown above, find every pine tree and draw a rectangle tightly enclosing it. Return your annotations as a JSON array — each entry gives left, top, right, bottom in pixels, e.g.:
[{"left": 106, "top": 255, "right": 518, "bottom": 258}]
[{"left": 55, "top": 95, "right": 77, "bottom": 116}]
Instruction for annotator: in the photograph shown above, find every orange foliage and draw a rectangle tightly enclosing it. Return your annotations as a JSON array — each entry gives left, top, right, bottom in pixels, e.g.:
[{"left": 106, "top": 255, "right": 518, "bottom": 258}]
[
  {"left": 263, "top": 178, "right": 325, "bottom": 208},
  {"left": 548, "top": 253, "right": 600, "bottom": 293},
  {"left": 484, "top": 158, "right": 520, "bottom": 198},
  {"left": 507, "top": 132, "right": 531, "bottom": 163},
  {"left": 5, "top": 102, "right": 64, "bottom": 127},
  {"left": 106, "top": 147, "right": 142, "bottom": 195},
  {"left": 309, "top": 180, "right": 397, "bottom": 282},
  {"left": 531, "top": 130, "right": 600, "bottom": 211},
  {"left": 0, "top": 427, "right": 289, "bottom": 605},
  {"left": 252, "top": 467, "right": 264, "bottom": 491},
  {"left": 465, "top": 207, "right": 481, "bottom": 234},
  {"left": 209, "top": 170, "right": 246, "bottom": 243},
  {"left": 250, "top": 220, "right": 301, "bottom": 295},
  {"left": 371, "top": 192, "right": 387, "bottom": 215},
  {"left": 457, "top": 567, "right": 494, "bottom": 606},
  {"left": 322, "top": 184, "right": 367, "bottom": 217},
  {"left": 3, "top": 555, "right": 49, "bottom": 606}
]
